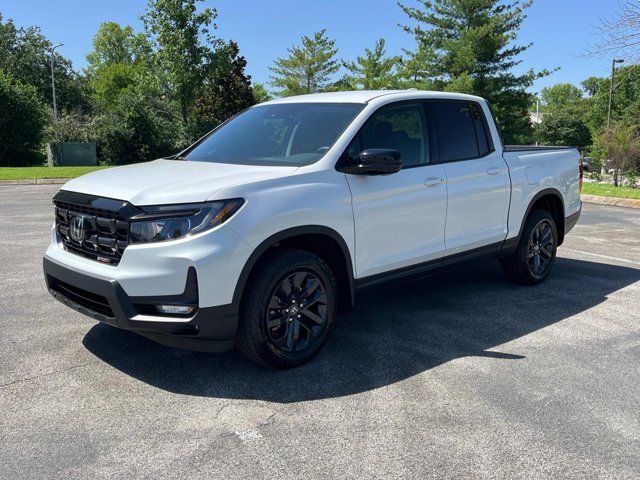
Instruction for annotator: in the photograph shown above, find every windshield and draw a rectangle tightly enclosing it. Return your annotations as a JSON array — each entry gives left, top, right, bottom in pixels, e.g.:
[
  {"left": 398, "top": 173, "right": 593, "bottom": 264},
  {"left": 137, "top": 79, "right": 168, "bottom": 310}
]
[{"left": 184, "top": 103, "right": 364, "bottom": 166}]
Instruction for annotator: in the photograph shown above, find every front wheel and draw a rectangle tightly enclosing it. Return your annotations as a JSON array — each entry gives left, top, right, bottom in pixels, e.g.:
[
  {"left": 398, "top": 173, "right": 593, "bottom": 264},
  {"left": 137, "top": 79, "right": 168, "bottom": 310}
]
[
  {"left": 236, "top": 248, "right": 337, "bottom": 368},
  {"left": 501, "top": 209, "right": 558, "bottom": 285}
]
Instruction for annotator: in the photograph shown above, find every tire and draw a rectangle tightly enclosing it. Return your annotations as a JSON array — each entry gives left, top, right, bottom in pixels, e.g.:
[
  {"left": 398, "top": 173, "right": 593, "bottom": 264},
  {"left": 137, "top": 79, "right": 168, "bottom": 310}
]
[
  {"left": 501, "top": 209, "right": 558, "bottom": 285},
  {"left": 236, "top": 248, "right": 338, "bottom": 368}
]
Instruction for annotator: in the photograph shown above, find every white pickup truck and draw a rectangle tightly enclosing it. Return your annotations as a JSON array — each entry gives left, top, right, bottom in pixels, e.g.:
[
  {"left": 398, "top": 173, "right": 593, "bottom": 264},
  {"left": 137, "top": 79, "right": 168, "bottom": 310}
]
[{"left": 43, "top": 90, "right": 582, "bottom": 367}]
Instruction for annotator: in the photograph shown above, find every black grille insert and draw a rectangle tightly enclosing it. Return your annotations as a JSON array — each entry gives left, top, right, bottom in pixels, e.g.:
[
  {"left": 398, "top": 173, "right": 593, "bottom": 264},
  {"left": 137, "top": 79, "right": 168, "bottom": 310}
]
[{"left": 54, "top": 197, "right": 132, "bottom": 265}]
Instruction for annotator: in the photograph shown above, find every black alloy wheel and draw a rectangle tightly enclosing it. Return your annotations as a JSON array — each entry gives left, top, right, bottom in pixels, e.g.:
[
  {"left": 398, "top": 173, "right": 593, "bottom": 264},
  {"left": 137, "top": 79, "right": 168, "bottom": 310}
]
[
  {"left": 527, "top": 220, "right": 555, "bottom": 278},
  {"left": 501, "top": 209, "right": 558, "bottom": 285},
  {"left": 236, "top": 248, "right": 337, "bottom": 367},
  {"left": 265, "top": 270, "right": 329, "bottom": 353}
]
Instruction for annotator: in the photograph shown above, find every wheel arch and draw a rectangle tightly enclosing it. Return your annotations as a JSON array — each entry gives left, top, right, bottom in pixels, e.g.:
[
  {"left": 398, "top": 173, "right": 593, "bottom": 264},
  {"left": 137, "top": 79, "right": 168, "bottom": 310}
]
[
  {"left": 233, "top": 226, "right": 355, "bottom": 313},
  {"left": 520, "top": 188, "right": 566, "bottom": 245}
]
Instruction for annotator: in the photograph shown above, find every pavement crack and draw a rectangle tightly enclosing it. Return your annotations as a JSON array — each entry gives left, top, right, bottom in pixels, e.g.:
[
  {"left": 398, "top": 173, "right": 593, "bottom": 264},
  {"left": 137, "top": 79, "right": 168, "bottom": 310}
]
[{"left": 0, "top": 361, "right": 98, "bottom": 389}]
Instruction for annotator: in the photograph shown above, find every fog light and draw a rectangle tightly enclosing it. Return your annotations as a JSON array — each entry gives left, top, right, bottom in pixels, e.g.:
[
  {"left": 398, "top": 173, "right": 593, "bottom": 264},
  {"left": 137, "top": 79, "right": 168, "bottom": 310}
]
[{"left": 156, "top": 305, "right": 196, "bottom": 315}]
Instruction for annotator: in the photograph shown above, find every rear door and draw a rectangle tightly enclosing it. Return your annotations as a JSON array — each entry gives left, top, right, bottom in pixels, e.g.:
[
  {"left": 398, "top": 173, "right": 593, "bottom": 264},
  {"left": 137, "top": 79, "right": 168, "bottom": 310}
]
[
  {"left": 426, "top": 100, "right": 510, "bottom": 256},
  {"left": 344, "top": 102, "right": 448, "bottom": 278}
]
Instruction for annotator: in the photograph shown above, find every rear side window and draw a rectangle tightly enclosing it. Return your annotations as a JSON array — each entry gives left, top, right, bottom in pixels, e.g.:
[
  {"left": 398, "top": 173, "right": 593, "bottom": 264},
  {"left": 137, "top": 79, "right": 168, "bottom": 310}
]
[
  {"left": 428, "top": 101, "right": 493, "bottom": 162},
  {"left": 429, "top": 101, "right": 478, "bottom": 161}
]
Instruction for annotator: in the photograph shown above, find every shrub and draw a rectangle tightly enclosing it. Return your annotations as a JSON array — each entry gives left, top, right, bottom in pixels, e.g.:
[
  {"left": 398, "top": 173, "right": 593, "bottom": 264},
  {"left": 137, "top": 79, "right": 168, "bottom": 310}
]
[
  {"left": 586, "top": 171, "right": 602, "bottom": 182},
  {"left": 592, "top": 124, "right": 640, "bottom": 186},
  {"left": 46, "top": 109, "right": 93, "bottom": 143},
  {"left": 0, "top": 70, "right": 47, "bottom": 166}
]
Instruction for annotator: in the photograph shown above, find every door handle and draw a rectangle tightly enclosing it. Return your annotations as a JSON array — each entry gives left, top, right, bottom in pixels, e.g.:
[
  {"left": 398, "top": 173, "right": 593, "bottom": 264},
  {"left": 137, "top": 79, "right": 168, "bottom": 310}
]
[
  {"left": 486, "top": 167, "right": 502, "bottom": 175},
  {"left": 424, "top": 177, "right": 444, "bottom": 187}
]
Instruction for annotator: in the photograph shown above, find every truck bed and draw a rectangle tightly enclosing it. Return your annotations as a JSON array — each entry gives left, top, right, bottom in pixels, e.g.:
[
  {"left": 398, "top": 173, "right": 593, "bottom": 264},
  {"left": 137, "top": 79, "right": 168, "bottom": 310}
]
[{"left": 501, "top": 145, "right": 582, "bottom": 241}]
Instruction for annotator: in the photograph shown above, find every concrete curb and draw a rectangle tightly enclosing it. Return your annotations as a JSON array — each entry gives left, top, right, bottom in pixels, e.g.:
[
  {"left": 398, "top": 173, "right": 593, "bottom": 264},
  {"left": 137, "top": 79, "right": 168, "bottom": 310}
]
[
  {"left": 0, "top": 178, "right": 68, "bottom": 185},
  {"left": 581, "top": 194, "right": 640, "bottom": 209}
]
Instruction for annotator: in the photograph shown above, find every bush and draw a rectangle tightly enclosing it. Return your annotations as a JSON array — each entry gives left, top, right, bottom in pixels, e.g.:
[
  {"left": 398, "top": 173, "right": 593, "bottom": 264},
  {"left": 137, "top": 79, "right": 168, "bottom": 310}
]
[
  {"left": 586, "top": 171, "right": 602, "bottom": 182},
  {"left": 592, "top": 124, "right": 640, "bottom": 186},
  {"left": 46, "top": 109, "right": 93, "bottom": 143},
  {"left": 0, "top": 70, "right": 47, "bottom": 166}
]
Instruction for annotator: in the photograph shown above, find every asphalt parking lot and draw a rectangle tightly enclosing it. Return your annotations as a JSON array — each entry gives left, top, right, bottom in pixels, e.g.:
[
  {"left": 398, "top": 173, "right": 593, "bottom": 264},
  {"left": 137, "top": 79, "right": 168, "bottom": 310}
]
[{"left": 1, "top": 184, "right": 639, "bottom": 479}]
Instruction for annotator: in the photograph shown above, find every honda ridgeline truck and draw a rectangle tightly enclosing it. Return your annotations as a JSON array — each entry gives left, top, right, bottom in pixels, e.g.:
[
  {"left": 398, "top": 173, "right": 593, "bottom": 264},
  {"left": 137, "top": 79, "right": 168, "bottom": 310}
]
[{"left": 43, "top": 90, "right": 582, "bottom": 367}]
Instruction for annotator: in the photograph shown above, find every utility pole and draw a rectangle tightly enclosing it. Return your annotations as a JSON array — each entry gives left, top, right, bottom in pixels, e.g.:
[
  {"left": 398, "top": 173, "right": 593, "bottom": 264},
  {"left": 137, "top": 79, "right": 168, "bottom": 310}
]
[
  {"left": 535, "top": 98, "right": 540, "bottom": 146},
  {"left": 50, "top": 43, "right": 63, "bottom": 120},
  {"left": 607, "top": 58, "right": 624, "bottom": 128}
]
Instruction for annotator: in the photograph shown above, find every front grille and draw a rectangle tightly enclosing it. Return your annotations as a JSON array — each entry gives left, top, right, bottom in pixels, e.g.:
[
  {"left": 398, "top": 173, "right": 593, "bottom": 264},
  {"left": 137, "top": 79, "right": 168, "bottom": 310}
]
[
  {"left": 55, "top": 200, "right": 130, "bottom": 265},
  {"left": 52, "top": 280, "right": 115, "bottom": 318}
]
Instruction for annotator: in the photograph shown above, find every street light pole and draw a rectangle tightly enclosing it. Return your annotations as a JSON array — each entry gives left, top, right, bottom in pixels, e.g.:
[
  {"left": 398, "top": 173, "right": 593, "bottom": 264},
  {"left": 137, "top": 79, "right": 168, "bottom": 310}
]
[
  {"left": 607, "top": 58, "right": 625, "bottom": 128},
  {"left": 50, "top": 43, "right": 63, "bottom": 120}
]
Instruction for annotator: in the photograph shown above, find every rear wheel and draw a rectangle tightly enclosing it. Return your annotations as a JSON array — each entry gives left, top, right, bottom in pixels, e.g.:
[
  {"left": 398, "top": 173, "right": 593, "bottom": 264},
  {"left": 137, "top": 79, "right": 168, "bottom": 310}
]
[
  {"left": 501, "top": 209, "right": 558, "bottom": 285},
  {"left": 236, "top": 248, "right": 337, "bottom": 368}
]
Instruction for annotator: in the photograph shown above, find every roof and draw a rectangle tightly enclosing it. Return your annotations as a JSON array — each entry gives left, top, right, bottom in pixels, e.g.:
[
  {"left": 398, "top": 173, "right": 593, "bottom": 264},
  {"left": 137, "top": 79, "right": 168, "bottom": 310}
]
[{"left": 261, "top": 89, "right": 486, "bottom": 105}]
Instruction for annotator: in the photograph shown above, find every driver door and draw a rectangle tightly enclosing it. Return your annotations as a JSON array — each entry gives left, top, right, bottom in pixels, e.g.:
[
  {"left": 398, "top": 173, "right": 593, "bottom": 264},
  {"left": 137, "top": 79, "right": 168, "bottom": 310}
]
[{"left": 344, "top": 102, "right": 448, "bottom": 279}]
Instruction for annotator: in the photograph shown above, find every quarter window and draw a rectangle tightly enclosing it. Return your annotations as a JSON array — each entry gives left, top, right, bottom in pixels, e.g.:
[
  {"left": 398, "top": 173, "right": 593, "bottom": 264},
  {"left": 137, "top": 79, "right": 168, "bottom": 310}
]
[{"left": 469, "top": 103, "right": 492, "bottom": 156}]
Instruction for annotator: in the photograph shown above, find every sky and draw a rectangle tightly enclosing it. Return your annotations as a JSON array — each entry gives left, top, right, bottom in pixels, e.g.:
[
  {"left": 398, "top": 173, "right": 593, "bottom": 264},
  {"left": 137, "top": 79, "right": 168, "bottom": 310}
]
[{"left": 0, "top": 0, "right": 622, "bottom": 94}]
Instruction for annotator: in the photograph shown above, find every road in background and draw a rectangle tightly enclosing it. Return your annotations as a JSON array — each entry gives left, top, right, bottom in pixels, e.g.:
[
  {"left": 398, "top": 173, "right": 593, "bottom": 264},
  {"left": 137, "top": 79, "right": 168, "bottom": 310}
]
[{"left": 1, "top": 185, "right": 638, "bottom": 479}]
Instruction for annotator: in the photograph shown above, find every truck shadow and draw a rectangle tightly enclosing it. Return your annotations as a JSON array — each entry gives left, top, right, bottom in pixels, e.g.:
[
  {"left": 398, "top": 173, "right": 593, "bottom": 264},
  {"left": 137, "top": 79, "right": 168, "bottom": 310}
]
[{"left": 83, "top": 257, "right": 640, "bottom": 403}]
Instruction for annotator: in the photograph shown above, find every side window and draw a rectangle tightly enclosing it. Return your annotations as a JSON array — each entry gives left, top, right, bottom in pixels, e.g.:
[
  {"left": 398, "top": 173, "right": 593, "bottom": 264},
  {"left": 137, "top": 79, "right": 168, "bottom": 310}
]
[
  {"left": 348, "top": 104, "right": 428, "bottom": 168},
  {"left": 429, "top": 101, "right": 479, "bottom": 161}
]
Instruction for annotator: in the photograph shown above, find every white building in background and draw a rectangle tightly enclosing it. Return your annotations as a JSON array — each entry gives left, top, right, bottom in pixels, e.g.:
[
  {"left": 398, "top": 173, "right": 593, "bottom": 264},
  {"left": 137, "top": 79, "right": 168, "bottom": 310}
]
[{"left": 529, "top": 111, "right": 546, "bottom": 125}]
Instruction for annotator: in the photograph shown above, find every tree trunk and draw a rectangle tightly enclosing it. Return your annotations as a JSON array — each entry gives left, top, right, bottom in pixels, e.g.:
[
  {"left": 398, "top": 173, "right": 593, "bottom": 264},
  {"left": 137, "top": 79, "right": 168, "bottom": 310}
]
[{"left": 181, "top": 100, "right": 188, "bottom": 126}]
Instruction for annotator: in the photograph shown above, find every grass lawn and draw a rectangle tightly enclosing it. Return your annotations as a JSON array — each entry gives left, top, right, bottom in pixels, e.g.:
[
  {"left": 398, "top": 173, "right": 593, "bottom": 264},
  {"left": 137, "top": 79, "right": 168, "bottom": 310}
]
[
  {"left": 582, "top": 182, "right": 640, "bottom": 200},
  {"left": 0, "top": 166, "right": 110, "bottom": 181}
]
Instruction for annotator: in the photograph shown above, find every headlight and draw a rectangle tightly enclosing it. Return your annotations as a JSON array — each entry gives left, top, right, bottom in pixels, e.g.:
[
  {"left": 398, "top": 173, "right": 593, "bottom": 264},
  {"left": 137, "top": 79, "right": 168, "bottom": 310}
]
[{"left": 129, "top": 199, "right": 244, "bottom": 244}]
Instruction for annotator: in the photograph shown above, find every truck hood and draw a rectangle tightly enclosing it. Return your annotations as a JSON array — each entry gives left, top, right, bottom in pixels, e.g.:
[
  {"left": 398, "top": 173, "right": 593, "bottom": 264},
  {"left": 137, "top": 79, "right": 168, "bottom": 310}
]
[{"left": 61, "top": 159, "right": 299, "bottom": 205}]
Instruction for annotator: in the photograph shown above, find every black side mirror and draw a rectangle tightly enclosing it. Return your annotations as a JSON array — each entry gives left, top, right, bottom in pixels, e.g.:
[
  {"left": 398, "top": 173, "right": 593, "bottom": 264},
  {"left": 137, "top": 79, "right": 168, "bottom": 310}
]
[{"left": 340, "top": 148, "right": 402, "bottom": 175}]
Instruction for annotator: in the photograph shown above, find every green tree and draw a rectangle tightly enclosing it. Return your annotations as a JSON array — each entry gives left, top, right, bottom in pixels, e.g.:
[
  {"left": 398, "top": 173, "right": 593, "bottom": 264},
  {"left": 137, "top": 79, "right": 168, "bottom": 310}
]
[
  {"left": 343, "top": 38, "right": 400, "bottom": 90},
  {"left": 536, "top": 112, "right": 592, "bottom": 149},
  {"left": 270, "top": 30, "right": 340, "bottom": 96},
  {"left": 142, "top": 0, "right": 221, "bottom": 125},
  {"left": 0, "top": 14, "right": 89, "bottom": 112},
  {"left": 91, "top": 87, "right": 181, "bottom": 165},
  {"left": 86, "top": 22, "right": 151, "bottom": 72},
  {"left": 397, "top": 42, "right": 439, "bottom": 89},
  {"left": 252, "top": 83, "right": 272, "bottom": 103},
  {"left": 581, "top": 76, "right": 603, "bottom": 97},
  {"left": 399, "top": 0, "right": 550, "bottom": 144},
  {"left": 85, "top": 20, "right": 183, "bottom": 164},
  {"left": 540, "top": 83, "right": 584, "bottom": 112},
  {"left": 535, "top": 82, "right": 592, "bottom": 149},
  {"left": 192, "top": 41, "right": 255, "bottom": 135},
  {"left": 583, "top": 65, "right": 640, "bottom": 132},
  {"left": 0, "top": 70, "right": 47, "bottom": 166},
  {"left": 90, "top": 63, "right": 145, "bottom": 107}
]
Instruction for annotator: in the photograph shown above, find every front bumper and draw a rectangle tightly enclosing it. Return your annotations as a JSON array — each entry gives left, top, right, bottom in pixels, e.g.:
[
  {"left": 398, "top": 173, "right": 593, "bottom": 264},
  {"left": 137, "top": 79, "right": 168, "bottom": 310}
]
[{"left": 43, "top": 257, "right": 238, "bottom": 352}]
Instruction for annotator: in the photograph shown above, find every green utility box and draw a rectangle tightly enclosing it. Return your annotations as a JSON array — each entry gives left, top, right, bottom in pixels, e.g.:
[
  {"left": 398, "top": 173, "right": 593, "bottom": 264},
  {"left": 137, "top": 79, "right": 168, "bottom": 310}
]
[{"left": 47, "top": 142, "right": 97, "bottom": 166}]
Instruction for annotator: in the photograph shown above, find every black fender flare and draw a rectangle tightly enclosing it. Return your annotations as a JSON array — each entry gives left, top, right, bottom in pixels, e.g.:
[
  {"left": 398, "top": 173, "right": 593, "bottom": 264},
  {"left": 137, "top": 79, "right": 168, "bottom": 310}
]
[
  {"left": 232, "top": 225, "right": 355, "bottom": 308},
  {"left": 502, "top": 187, "right": 566, "bottom": 255}
]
